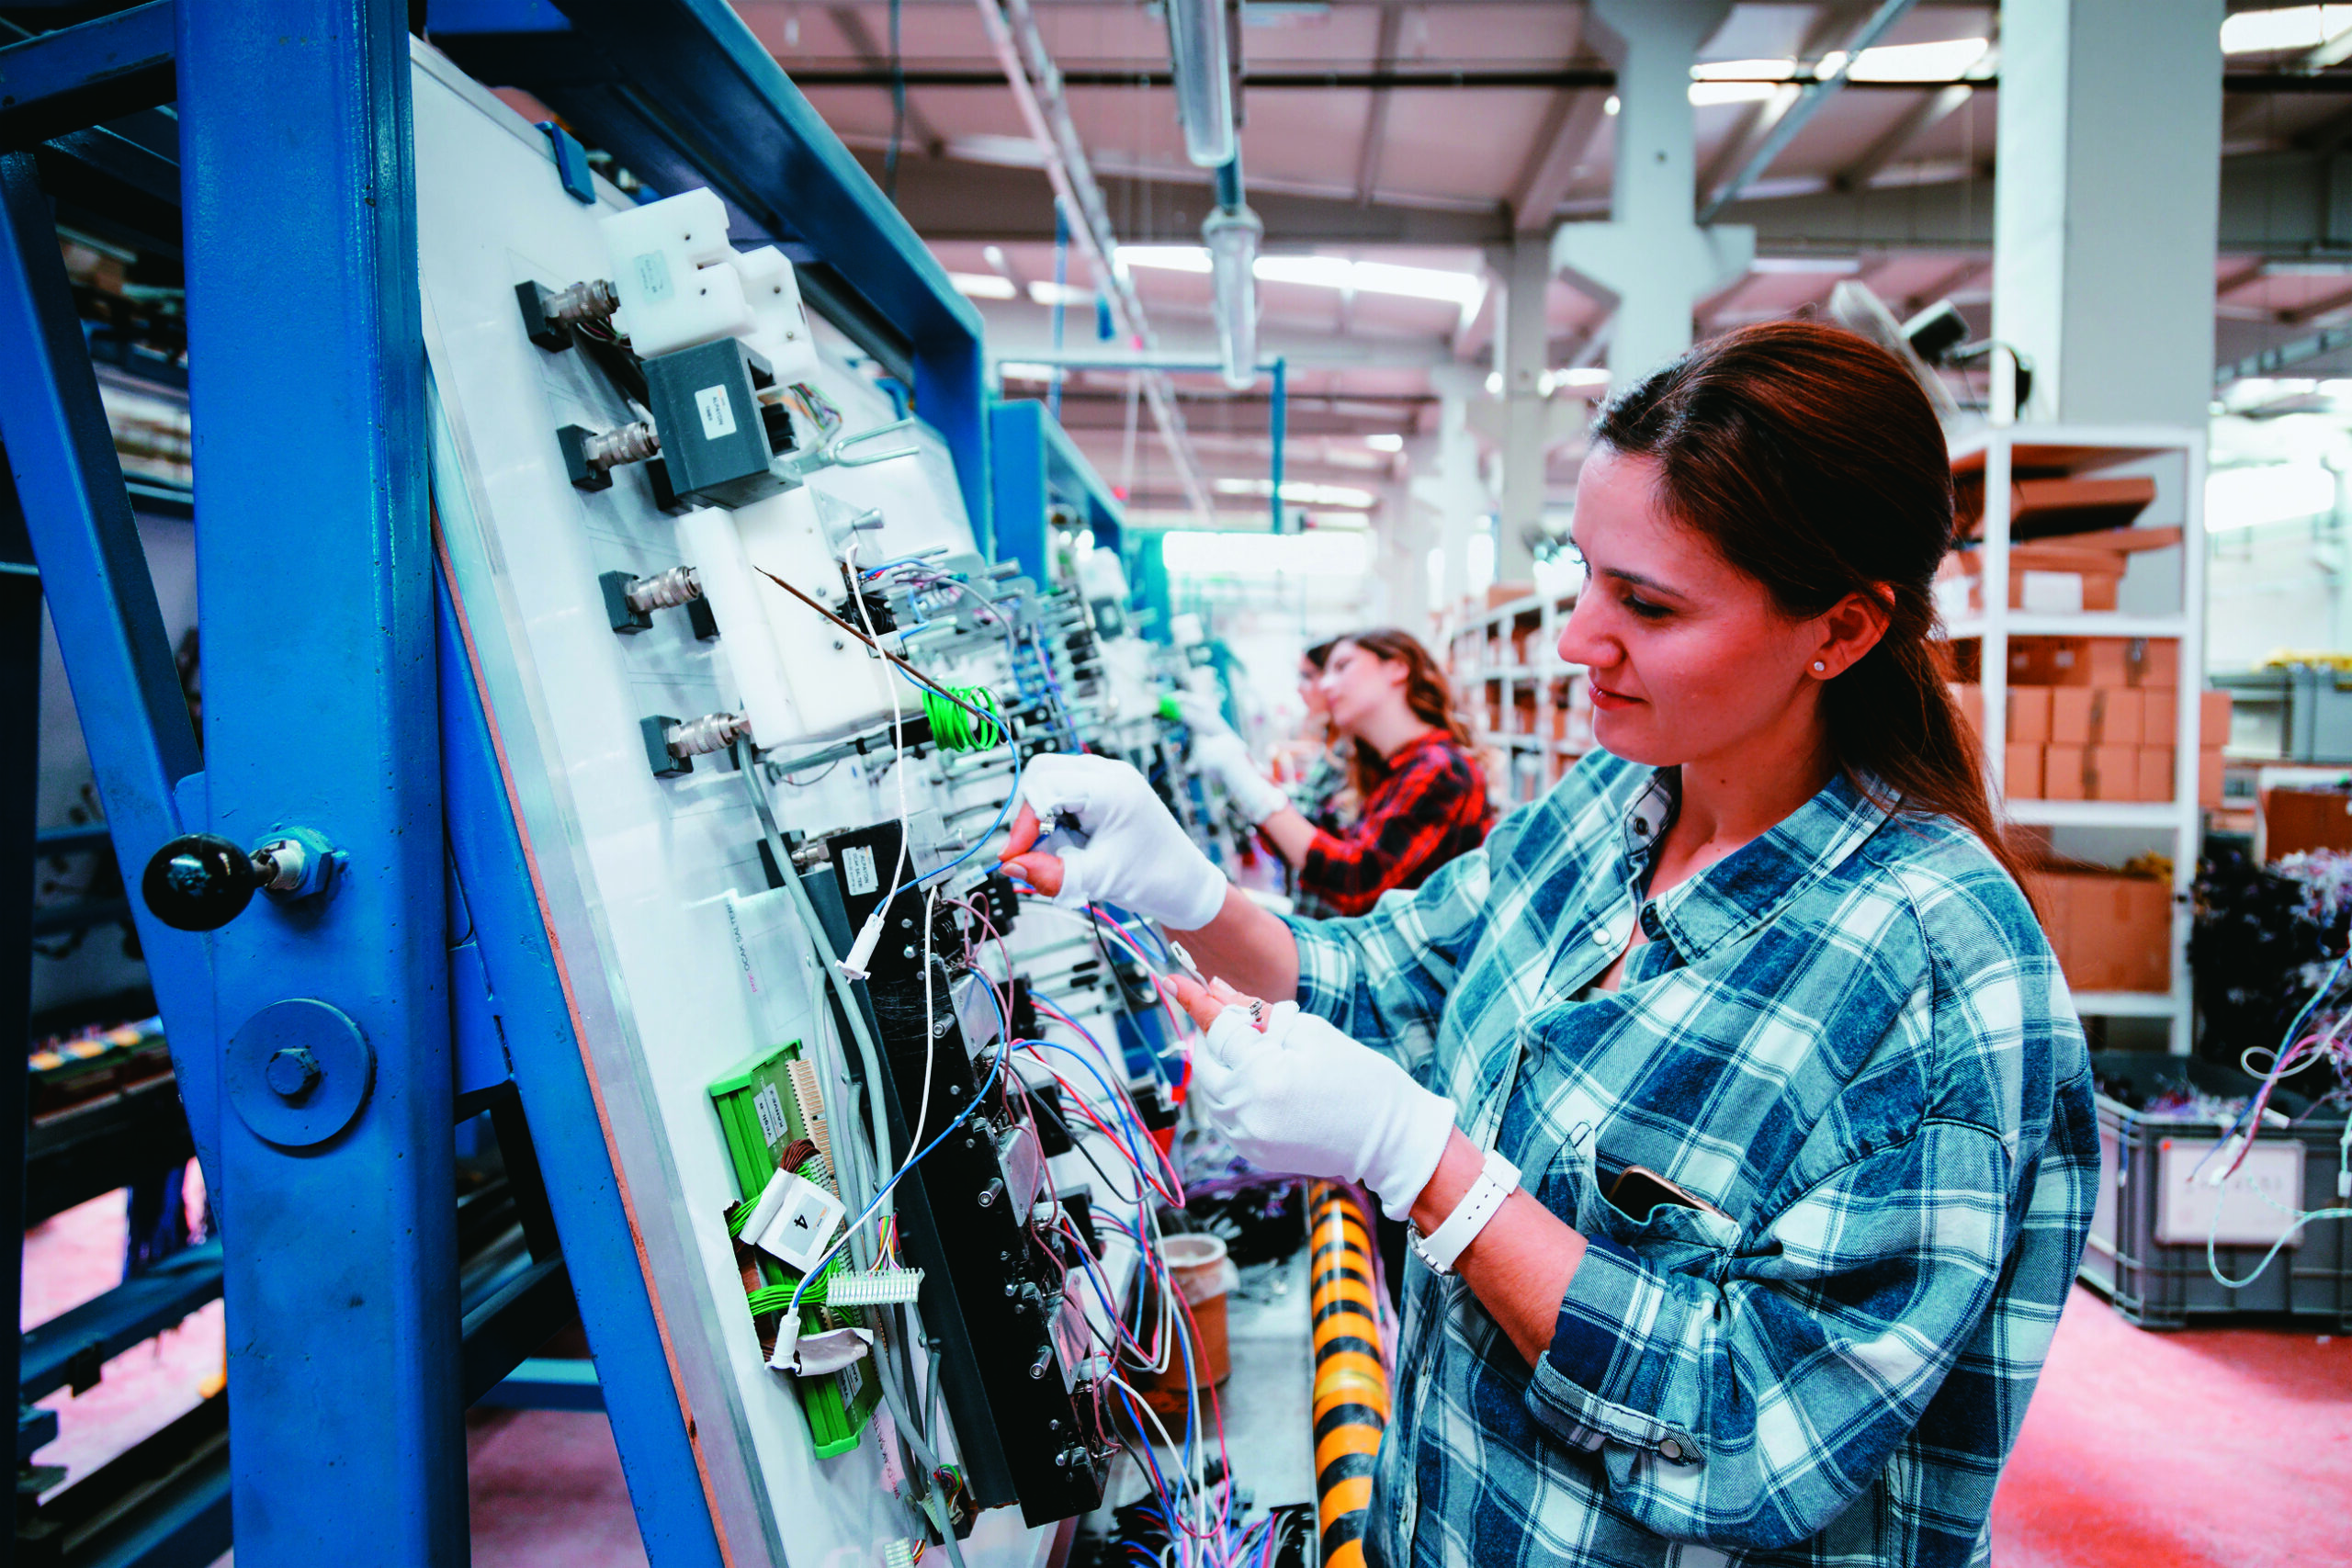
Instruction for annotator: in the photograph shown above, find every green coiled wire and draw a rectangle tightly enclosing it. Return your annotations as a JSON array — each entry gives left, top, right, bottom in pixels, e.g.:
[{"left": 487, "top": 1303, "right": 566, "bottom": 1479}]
[{"left": 921, "top": 683, "right": 1007, "bottom": 753}]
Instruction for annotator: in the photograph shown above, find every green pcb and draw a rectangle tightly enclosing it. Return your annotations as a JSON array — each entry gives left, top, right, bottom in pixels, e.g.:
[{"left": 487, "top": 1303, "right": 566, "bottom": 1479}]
[{"left": 708, "top": 1040, "right": 878, "bottom": 1458}]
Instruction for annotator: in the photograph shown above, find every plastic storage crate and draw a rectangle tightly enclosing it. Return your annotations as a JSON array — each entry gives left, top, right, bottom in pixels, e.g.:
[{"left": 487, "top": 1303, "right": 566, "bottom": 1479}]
[{"left": 2081, "top": 1052, "right": 2352, "bottom": 1329}]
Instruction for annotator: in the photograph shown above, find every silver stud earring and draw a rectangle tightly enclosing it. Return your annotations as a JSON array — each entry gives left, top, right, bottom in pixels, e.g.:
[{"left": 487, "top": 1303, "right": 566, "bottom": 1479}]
[{"left": 1812, "top": 660, "right": 1827, "bottom": 673}]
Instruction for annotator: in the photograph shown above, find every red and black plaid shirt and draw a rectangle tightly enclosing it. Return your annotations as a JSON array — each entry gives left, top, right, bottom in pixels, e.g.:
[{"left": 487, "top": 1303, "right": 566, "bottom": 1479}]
[{"left": 1295, "top": 731, "right": 1493, "bottom": 918}]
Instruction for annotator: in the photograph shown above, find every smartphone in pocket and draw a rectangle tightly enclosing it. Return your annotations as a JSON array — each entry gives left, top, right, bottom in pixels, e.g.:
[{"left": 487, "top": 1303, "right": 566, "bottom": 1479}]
[{"left": 1608, "top": 1165, "right": 1734, "bottom": 1224}]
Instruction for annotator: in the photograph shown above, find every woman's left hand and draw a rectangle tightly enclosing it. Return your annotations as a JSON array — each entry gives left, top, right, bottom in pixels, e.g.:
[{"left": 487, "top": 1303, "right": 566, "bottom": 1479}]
[{"left": 1170, "top": 976, "right": 1457, "bottom": 1221}]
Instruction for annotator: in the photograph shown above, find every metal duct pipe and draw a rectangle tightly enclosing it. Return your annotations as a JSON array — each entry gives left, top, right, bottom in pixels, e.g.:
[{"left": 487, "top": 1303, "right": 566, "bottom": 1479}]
[{"left": 1166, "top": 0, "right": 1236, "bottom": 167}]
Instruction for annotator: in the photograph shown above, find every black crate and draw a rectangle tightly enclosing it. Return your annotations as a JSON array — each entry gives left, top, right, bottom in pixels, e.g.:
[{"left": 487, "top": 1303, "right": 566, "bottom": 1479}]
[{"left": 2082, "top": 1052, "right": 2352, "bottom": 1329}]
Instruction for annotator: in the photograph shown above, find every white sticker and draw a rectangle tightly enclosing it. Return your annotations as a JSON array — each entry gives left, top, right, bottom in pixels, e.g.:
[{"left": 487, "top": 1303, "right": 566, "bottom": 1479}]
[
  {"left": 836, "top": 1359, "right": 865, "bottom": 1407},
  {"left": 633, "top": 250, "right": 673, "bottom": 300},
  {"left": 695, "top": 384, "right": 738, "bottom": 440},
  {"left": 841, "top": 843, "right": 879, "bottom": 897},
  {"left": 750, "top": 1168, "right": 845, "bottom": 1272},
  {"left": 753, "top": 1081, "right": 789, "bottom": 1149}
]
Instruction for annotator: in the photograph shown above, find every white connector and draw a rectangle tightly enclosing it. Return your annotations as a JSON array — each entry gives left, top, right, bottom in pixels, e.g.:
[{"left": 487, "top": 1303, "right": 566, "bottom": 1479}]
[
  {"left": 2207, "top": 1135, "right": 2247, "bottom": 1187},
  {"left": 838, "top": 905, "right": 889, "bottom": 983},
  {"left": 823, "top": 1269, "right": 926, "bottom": 1308}
]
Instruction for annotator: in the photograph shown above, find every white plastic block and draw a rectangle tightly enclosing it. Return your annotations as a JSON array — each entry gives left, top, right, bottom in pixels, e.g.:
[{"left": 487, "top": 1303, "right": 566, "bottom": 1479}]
[
  {"left": 732, "top": 246, "right": 825, "bottom": 385},
  {"left": 732, "top": 491, "right": 895, "bottom": 739},
  {"left": 675, "top": 508, "right": 802, "bottom": 749},
  {"left": 602, "top": 189, "right": 756, "bottom": 358}
]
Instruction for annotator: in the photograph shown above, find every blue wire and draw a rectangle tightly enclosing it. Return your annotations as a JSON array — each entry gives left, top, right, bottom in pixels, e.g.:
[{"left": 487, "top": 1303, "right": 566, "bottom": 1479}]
[
  {"left": 919, "top": 740, "right": 1023, "bottom": 887},
  {"left": 1023, "top": 1034, "right": 1160, "bottom": 1174}
]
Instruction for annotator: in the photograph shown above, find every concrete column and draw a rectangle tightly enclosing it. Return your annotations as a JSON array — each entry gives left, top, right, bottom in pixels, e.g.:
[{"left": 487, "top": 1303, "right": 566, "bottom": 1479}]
[
  {"left": 1410, "top": 389, "right": 1487, "bottom": 617},
  {"left": 1992, "top": 0, "right": 2222, "bottom": 426},
  {"left": 1496, "top": 234, "right": 1549, "bottom": 581},
  {"left": 1374, "top": 477, "right": 1430, "bottom": 630},
  {"left": 1553, "top": 0, "right": 1753, "bottom": 384}
]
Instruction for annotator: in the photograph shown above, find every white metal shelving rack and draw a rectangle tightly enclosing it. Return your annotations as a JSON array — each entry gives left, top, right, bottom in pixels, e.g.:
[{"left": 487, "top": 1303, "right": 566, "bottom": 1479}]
[
  {"left": 1947, "top": 423, "right": 2207, "bottom": 1055},
  {"left": 1442, "top": 587, "right": 1587, "bottom": 806}
]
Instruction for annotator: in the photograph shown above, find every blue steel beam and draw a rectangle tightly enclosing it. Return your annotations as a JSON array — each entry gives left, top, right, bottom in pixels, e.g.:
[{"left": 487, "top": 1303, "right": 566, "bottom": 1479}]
[
  {"left": 435, "top": 559, "right": 729, "bottom": 1567},
  {"left": 0, "top": 152, "right": 219, "bottom": 1173},
  {"left": 0, "top": 2, "right": 175, "bottom": 151},
  {"left": 177, "top": 5, "right": 464, "bottom": 1562},
  {"left": 0, "top": 374, "right": 33, "bottom": 1472}
]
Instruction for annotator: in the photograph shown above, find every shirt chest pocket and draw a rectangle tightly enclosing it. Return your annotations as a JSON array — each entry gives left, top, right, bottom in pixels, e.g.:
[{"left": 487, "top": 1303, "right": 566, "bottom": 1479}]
[{"left": 1521, "top": 1122, "right": 1746, "bottom": 1281}]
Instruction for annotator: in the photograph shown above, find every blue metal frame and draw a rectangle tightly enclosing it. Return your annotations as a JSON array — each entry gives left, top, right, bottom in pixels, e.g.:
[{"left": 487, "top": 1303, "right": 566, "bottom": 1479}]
[{"left": 988, "top": 396, "right": 1129, "bottom": 588}]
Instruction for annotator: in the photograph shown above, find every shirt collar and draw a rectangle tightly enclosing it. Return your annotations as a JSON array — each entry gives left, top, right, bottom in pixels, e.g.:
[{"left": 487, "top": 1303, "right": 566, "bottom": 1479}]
[{"left": 1621, "top": 766, "right": 1894, "bottom": 962}]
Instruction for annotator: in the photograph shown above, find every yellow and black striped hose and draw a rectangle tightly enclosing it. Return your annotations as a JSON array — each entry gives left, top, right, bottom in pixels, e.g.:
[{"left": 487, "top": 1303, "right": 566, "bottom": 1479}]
[{"left": 1308, "top": 1182, "right": 1390, "bottom": 1568}]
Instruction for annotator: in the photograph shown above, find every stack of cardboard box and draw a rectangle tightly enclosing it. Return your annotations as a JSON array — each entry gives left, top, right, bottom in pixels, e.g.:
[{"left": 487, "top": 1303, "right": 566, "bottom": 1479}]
[{"left": 1948, "top": 636, "right": 2229, "bottom": 807}]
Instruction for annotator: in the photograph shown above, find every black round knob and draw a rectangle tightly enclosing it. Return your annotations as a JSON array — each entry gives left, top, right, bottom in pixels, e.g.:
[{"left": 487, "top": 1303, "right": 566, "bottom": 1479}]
[{"left": 141, "top": 833, "right": 260, "bottom": 931}]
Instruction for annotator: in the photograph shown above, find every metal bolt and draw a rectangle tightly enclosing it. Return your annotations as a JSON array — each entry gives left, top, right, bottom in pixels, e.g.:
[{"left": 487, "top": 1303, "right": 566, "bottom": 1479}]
[
  {"left": 977, "top": 1178, "right": 1003, "bottom": 1209},
  {"left": 932, "top": 1019, "right": 950, "bottom": 1038},
  {"left": 1029, "top": 1347, "right": 1052, "bottom": 1380},
  {"left": 265, "top": 1046, "right": 322, "bottom": 1100},
  {"left": 901, "top": 944, "right": 918, "bottom": 959}
]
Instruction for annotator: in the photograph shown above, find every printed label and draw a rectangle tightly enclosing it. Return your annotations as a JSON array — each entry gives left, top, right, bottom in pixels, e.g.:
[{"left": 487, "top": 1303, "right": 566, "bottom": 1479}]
[
  {"left": 753, "top": 1081, "right": 788, "bottom": 1148},
  {"left": 841, "top": 843, "right": 878, "bottom": 897},
  {"left": 695, "top": 384, "right": 738, "bottom": 441},
  {"left": 837, "top": 1360, "right": 864, "bottom": 1408},
  {"left": 633, "top": 250, "right": 673, "bottom": 301}
]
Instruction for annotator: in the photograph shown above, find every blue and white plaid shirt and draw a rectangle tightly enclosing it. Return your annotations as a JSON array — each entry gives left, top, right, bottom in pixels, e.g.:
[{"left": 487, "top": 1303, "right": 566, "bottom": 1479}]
[{"left": 1290, "top": 750, "right": 2098, "bottom": 1568}]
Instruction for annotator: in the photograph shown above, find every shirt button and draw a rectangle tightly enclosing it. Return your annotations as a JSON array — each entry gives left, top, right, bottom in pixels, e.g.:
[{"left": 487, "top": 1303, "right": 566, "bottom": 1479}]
[
  {"left": 1659, "top": 1438, "right": 1683, "bottom": 1461},
  {"left": 1590, "top": 924, "right": 1616, "bottom": 946},
  {"left": 1640, "top": 908, "right": 1662, "bottom": 939}
]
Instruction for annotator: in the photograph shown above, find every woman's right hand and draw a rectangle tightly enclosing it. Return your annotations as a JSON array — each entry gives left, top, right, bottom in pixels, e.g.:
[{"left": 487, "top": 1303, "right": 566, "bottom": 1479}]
[{"left": 998, "top": 753, "right": 1229, "bottom": 930}]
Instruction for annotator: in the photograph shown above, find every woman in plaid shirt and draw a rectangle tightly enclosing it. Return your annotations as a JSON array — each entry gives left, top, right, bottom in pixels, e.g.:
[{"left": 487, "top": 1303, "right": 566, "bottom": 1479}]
[{"left": 1006, "top": 321, "right": 2096, "bottom": 1567}]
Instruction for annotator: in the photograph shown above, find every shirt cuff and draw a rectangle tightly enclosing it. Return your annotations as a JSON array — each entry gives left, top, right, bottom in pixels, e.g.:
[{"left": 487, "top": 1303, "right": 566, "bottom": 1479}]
[
  {"left": 1523, "top": 1233, "right": 1704, "bottom": 1465},
  {"left": 1282, "top": 913, "right": 1353, "bottom": 1021}
]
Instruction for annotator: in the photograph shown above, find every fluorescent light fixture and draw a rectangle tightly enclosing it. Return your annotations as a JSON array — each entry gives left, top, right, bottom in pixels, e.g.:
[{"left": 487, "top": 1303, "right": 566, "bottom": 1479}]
[
  {"left": 1748, "top": 255, "right": 1862, "bottom": 275},
  {"left": 1689, "top": 80, "right": 1781, "bottom": 107},
  {"left": 1366, "top": 433, "right": 1405, "bottom": 452},
  {"left": 2207, "top": 461, "right": 2339, "bottom": 530},
  {"left": 948, "top": 271, "right": 1019, "bottom": 300},
  {"left": 1204, "top": 204, "right": 1265, "bottom": 390},
  {"left": 998, "top": 362, "right": 1060, "bottom": 382},
  {"left": 1133, "top": 247, "right": 1485, "bottom": 308},
  {"left": 2222, "top": 6, "right": 2352, "bottom": 54},
  {"left": 1485, "top": 370, "right": 1502, "bottom": 396},
  {"left": 1604, "top": 95, "right": 1621, "bottom": 116},
  {"left": 1166, "top": 0, "right": 1237, "bottom": 166},
  {"left": 1122, "top": 245, "right": 1215, "bottom": 274},
  {"left": 1691, "top": 58, "right": 1797, "bottom": 81},
  {"left": 1555, "top": 367, "right": 1611, "bottom": 389},
  {"left": 1028, "top": 280, "right": 1094, "bottom": 308},
  {"left": 1846, "top": 38, "right": 1991, "bottom": 81},
  {"left": 1211, "top": 477, "right": 1376, "bottom": 508},
  {"left": 1161, "top": 528, "right": 1371, "bottom": 578}
]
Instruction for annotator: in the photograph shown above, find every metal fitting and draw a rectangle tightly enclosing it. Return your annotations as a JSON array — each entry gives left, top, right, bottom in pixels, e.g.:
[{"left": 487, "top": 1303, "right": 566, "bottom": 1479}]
[
  {"left": 623, "top": 565, "right": 701, "bottom": 613},
  {"left": 583, "top": 420, "right": 660, "bottom": 474},
  {"left": 264, "top": 1045, "right": 322, "bottom": 1100},
  {"left": 544, "top": 276, "right": 620, "bottom": 326},
  {"left": 664, "top": 711, "right": 752, "bottom": 759}
]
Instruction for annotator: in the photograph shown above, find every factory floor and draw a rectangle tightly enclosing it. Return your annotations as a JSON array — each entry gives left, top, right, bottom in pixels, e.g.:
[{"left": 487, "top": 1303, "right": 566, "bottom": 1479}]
[{"left": 22, "top": 1183, "right": 2352, "bottom": 1566}]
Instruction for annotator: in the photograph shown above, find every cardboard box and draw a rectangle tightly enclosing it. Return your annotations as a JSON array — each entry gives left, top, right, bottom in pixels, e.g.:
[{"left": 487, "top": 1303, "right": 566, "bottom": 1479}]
[
  {"left": 2027, "top": 869, "right": 2171, "bottom": 993},
  {"left": 2201, "top": 688, "right": 2233, "bottom": 748},
  {"left": 2010, "top": 686, "right": 2052, "bottom": 743},
  {"left": 2135, "top": 747, "right": 2175, "bottom": 804},
  {"left": 2065, "top": 637, "right": 2179, "bottom": 690},
  {"left": 2199, "top": 747, "right": 2225, "bottom": 809},
  {"left": 2086, "top": 744, "right": 2136, "bottom": 801},
  {"left": 2006, "top": 742, "right": 2044, "bottom": 799},
  {"left": 2044, "top": 744, "right": 2086, "bottom": 800},
  {"left": 2051, "top": 687, "right": 2143, "bottom": 747},
  {"left": 1956, "top": 477, "right": 2162, "bottom": 539},
  {"left": 2262, "top": 785, "right": 2352, "bottom": 862},
  {"left": 1951, "top": 682, "right": 1984, "bottom": 739}
]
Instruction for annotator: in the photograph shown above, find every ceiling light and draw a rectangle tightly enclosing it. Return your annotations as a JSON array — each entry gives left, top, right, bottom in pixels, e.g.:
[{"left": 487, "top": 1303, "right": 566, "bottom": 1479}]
[
  {"left": 1556, "top": 367, "right": 1611, "bottom": 389},
  {"left": 1691, "top": 58, "right": 1796, "bottom": 80},
  {"left": 1485, "top": 370, "right": 1502, "bottom": 395},
  {"left": 997, "top": 362, "right": 1060, "bottom": 382},
  {"left": 1161, "top": 528, "right": 1372, "bottom": 577},
  {"left": 1342, "top": 260, "right": 1485, "bottom": 307},
  {"left": 2222, "top": 6, "right": 2352, "bottom": 54},
  {"left": 1604, "top": 95, "right": 1620, "bottom": 116},
  {"left": 1748, "top": 256, "right": 1862, "bottom": 275},
  {"left": 982, "top": 244, "right": 1012, "bottom": 275},
  {"left": 2208, "top": 461, "right": 2339, "bottom": 530},
  {"left": 1211, "top": 477, "right": 1376, "bottom": 507},
  {"left": 1028, "top": 280, "right": 1093, "bottom": 308},
  {"left": 1689, "top": 81, "right": 1781, "bottom": 106},
  {"left": 948, "top": 271, "right": 1018, "bottom": 300},
  {"left": 1366, "top": 434, "right": 1405, "bottom": 452},
  {"left": 1846, "top": 38, "right": 1991, "bottom": 81},
  {"left": 1254, "top": 254, "right": 1355, "bottom": 291},
  {"left": 1122, "top": 245, "right": 1214, "bottom": 273}
]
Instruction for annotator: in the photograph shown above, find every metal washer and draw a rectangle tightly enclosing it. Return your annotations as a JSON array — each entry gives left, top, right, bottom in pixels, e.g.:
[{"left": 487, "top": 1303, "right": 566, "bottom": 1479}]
[{"left": 227, "top": 998, "right": 375, "bottom": 1147}]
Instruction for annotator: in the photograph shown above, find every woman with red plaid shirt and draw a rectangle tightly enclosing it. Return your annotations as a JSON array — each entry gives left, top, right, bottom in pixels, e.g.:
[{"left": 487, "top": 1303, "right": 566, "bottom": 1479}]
[{"left": 1194, "top": 628, "right": 1493, "bottom": 919}]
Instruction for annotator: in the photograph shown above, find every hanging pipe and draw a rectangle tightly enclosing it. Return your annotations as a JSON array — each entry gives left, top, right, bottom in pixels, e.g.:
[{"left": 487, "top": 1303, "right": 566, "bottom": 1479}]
[
  {"left": 1307, "top": 1181, "right": 1389, "bottom": 1568},
  {"left": 1204, "top": 156, "right": 1261, "bottom": 392}
]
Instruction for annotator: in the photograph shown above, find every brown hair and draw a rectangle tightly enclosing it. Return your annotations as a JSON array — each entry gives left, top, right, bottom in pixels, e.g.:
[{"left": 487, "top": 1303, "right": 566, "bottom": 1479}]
[
  {"left": 1328, "top": 627, "right": 1477, "bottom": 802},
  {"left": 1589, "top": 320, "right": 2032, "bottom": 895}
]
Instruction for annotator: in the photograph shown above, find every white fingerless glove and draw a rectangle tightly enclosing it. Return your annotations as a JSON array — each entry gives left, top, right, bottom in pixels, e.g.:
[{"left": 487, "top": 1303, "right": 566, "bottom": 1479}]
[
  {"left": 1190, "top": 1001, "right": 1457, "bottom": 1222},
  {"left": 1016, "top": 753, "right": 1227, "bottom": 929},
  {"left": 1192, "top": 732, "right": 1290, "bottom": 826},
  {"left": 1170, "top": 691, "right": 1235, "bottom": 739}
]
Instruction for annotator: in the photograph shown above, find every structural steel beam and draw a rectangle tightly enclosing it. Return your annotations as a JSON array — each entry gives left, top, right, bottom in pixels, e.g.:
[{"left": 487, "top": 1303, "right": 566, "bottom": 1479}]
[{"left": 0, "top": 1, "right": 174, "bottom": 151}]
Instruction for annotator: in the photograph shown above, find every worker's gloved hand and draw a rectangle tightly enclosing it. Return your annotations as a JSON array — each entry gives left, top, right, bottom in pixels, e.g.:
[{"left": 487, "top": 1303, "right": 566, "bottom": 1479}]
[
  {"left": 999, "top": 753, "right": 1228, "bottom": 931},
  {"left": 1192, "top": 732, "right": 1291, "bottom": 826},
  {"left": 1173, "top": 977, "right": 1457, "bottom": 1222},
  {"left": 1170, "top": 691, "right": 1235, "bottom": 739}
]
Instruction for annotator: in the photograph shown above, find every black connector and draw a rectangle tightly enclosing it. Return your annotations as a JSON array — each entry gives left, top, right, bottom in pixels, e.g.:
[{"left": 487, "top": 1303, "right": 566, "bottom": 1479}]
[
  {"left": 601, "top": 570, "right": 653, "bottom": 634},
  {"left": 557, "top": 424, "right": 610, "bottom": 491},
  {"left": 515, "top": 280, "right": 571, "bottom": 352},
  {"left": 641, "top": 716, "right": 690, "bottom": 778}
]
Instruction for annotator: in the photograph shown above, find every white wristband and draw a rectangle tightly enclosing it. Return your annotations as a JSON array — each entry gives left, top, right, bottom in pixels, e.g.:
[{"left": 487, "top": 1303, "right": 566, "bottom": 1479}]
[{"left": 1409, "top": 1147, "right": 1520, "bottom": 1275}]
